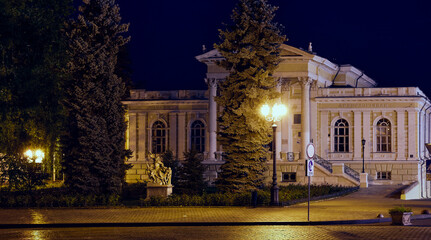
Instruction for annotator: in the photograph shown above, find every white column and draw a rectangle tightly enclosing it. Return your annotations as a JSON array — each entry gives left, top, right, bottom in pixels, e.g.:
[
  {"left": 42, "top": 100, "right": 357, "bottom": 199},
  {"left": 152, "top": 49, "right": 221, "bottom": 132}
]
[
  {"left": 281, "top": 83, "right": 293, "bottom": 155},
  {"left": 205, "top": 78, "right": 217, "bottom": 161},
  {"left": 276, "top": 80, "right": 282, "bottom": 160},
  {"left": 300, "top": 77, "right": 313, "bottom": 160},
  {"left": 353, "top": 111, "right": 362, "bottom": 160}
]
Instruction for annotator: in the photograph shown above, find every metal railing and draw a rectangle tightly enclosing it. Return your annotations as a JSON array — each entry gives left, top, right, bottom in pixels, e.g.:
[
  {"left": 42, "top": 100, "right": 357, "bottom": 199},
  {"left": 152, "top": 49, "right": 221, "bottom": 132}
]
[
  {"left": 313, "top": 155, "right": 333, "bottom": 173},
  {"left": 344, "top": 164, "right": 360, "bottom": 182}
]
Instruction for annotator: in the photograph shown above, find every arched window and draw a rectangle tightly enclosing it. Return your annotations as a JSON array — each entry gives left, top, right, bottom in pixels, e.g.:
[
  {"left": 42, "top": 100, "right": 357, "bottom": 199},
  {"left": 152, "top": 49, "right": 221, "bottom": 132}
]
[
  {"left": 152, "top": 121, "right": 166, "bottom": 154},
  {"left": 334, "top": 119, "right": 349, "bottom": 152},
  {"left": 191, "top": 120, "right": 205, "bottom": 152},
  {"left": 376, "top": 118, "right": 391, "bottom": 152}
]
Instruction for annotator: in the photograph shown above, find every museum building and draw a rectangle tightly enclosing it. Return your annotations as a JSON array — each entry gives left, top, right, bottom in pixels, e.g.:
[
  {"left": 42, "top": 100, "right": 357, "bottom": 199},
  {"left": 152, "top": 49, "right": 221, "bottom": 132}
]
[{"left": 123, "top": 44, "right": 431, "bottom": 199}]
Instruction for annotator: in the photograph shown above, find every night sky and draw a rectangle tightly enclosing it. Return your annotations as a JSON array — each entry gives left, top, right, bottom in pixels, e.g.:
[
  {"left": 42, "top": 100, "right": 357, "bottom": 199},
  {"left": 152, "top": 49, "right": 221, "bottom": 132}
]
[{"left": 117, "top": 0, "right": 431, "bottom": 97}]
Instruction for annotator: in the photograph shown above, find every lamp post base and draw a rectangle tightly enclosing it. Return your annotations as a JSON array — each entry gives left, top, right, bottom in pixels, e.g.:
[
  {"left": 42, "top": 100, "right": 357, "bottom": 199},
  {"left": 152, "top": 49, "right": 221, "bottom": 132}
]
[{"left": 270, "top": 185, "right": 279, "bottom": 206}]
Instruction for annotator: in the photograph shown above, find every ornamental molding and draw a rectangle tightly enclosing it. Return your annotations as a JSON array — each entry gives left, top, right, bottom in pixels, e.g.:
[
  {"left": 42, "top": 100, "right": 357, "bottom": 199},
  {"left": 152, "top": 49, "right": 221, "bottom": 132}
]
[
  {"left": 205, "top": 78, "right": 218, "bottom": 88},
  {"left": 299, "top": 77, "right": 314, "bottom": 86}
]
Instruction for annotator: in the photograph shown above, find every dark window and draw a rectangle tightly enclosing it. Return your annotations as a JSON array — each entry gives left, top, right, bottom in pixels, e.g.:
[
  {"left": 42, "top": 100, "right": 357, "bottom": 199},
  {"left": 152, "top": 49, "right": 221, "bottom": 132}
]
[
  {"left": 294, "top": 114, "right": 301, "bottom": 124},
  {"left": 376, "top": 118, "right": 391, "bottom": 152},
  {"left": 282, "top": 172, "right": 297, "bottom": 182},
  {"left": 377, "top": 171, "right": 391, "bottom": 180},
  {"left": 152, "top": 121, "right": 166, "bottom": 154},
  {"left": 191, "top": 120, "right": 206, "bottom": 152},
  {"left": 334, "top": 119, "right": 349, "bottom": 152}
]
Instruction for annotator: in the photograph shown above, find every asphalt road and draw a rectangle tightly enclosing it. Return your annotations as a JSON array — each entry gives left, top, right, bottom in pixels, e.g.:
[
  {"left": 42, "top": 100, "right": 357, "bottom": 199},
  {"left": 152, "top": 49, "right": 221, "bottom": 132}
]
[{"left": 1, "top": 223, "right": 431, "bottom": 240}]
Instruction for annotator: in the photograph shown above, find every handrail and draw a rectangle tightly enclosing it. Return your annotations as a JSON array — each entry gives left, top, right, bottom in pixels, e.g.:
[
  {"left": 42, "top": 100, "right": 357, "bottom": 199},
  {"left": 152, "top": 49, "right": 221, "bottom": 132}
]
[{"left": 344, "top": 164, "right": 360, "bottom": 182}]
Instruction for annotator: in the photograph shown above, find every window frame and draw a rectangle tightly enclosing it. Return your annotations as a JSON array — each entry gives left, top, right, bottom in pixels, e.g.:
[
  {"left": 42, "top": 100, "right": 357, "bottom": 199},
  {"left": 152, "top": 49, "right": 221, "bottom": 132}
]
[
  {"left": 282, "top": 172, "right": 297, "bottom": 182},
  {"left": 377, "top": 171, "right": 392, "bottom": 180},
  {"left": 333, "top": 118, "right": 349, "bottom": 153},
  {"left": 151, "top": 120, "right": 167, "bottom": 154},
  {"left": 190, "top": 120, "right": 206, "bottom": 153},
  {"left": 376, "top": 118, "right": 392, "bottom": 152}
]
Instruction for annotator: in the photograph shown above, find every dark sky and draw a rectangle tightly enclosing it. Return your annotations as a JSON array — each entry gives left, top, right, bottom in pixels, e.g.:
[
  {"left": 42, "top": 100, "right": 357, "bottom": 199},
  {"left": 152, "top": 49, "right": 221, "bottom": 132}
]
[{"left": 117, "top": 0, "right": 431, "bottom": 96}]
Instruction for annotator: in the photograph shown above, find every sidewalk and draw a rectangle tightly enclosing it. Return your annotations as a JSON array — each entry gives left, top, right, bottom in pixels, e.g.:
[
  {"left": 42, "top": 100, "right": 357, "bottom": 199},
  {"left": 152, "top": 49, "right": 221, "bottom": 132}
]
[{"left": 0, "top": 185, "right": 430, "bottom": 228}]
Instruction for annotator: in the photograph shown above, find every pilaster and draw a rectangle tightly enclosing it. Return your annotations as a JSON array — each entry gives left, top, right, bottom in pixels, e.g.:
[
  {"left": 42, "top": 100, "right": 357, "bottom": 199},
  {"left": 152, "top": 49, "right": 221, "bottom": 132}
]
[
  {"left": 177, "top": 113, "right": 186, "bottom": 160},
  {"left": 169, "top": 113, "right": 177, "bottom": 158},
  {"left": 320, "top": 111, "right": 329, "bottom": 159},
  {"left": 138, "top": 113, "right": 147, "bottom": 160},
  {"left": 397, "top": 110, "right": 406, "bottom": 160},
  {"left": 363, "top": 111, "right": 371, "bottom": 159},
  {"left": 353, "top": 111, "right": 362, "bottom": 160},
  {"left": 129, "top": 112, "right": 137, "bottom": 161},
  {"left": 407, "top": 110, "right": 417, "bottom": 159}
]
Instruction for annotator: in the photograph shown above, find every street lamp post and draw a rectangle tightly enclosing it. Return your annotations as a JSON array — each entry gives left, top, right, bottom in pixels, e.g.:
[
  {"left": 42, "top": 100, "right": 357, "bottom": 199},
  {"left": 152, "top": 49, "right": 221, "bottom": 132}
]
[
  {"left": 261, "top": 103, "right": 287, "bottom": 206},
  {"left": 362, "top": 139, "right": 366, "bottom": 173}
]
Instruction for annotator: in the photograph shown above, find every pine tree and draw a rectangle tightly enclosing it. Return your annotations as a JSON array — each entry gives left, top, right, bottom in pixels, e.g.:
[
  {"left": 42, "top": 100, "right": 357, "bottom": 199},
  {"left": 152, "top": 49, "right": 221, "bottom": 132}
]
[
  {"left": 62, "top": 0, "right": 131, "bottom": 195},
  {"left": 161, "top": 149, "right": 180, "bottom": 190},
  {"left": 177, "top": 149, "right": 206, "bottom": 195},
  {"left": 214, "top": 0, "right": 285, "bottom": 193},
  {"left": 0, "top": 0, "right": 71, "bottom": 173}
]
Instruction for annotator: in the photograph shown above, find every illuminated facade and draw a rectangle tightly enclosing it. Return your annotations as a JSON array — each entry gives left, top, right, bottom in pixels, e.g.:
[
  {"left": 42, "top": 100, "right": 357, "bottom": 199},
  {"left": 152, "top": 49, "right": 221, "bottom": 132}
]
[{"left": 124, "top": 44, "right": 431, "bottom": 198}]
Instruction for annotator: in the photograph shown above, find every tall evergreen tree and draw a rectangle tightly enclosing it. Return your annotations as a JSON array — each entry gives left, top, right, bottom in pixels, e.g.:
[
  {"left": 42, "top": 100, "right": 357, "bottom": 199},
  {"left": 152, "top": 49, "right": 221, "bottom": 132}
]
[
  {"left": 214, "top": 0, "right": 285, "bottom": 193},
  {"left": 0, "top": 0, "right": 72, "bottom": 170},
  {"left": 177, "top": 149, "right": 206, "bottom": 195},
  {"left": 62, "top": 0, "right": 131, "bottom": 195}
]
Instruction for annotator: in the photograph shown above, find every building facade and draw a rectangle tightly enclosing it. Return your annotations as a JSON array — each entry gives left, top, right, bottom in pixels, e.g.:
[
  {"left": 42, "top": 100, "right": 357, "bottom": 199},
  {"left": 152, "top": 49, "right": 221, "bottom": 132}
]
[{"left": 123, "top": 44, "right": 431, "bottom": 198}]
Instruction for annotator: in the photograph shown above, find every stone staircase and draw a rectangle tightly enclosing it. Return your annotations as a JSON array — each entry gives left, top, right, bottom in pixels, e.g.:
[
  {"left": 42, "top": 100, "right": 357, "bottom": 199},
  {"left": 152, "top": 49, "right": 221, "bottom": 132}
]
[{"left": 313, "top": 155, "right": 360, "bottom": 184}]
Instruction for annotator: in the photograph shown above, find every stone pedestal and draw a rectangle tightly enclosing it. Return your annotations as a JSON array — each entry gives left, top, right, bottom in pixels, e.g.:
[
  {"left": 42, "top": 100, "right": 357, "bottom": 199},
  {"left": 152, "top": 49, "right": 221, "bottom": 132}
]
[
  {"left": 333, "top": 163, "right": 345, "bottom": 175},
  {"left": 146, "top": 183, "right": 173, "bottom": 199},
  {"left": 360, "top": 172, "right": 368, "bottom": 188}
]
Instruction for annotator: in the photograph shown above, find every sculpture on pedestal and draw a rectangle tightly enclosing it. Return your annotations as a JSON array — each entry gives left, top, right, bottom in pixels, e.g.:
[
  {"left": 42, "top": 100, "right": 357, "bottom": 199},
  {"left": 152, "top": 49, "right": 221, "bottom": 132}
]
[{"left": 145, "top": 154, "right": 172, "bottom": 185}]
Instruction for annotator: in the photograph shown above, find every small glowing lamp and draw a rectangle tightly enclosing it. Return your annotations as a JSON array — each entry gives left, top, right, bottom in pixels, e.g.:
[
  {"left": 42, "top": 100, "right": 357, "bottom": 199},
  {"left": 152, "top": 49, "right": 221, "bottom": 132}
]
[
  {"left": 261, "top": 104, "right": 270, "bottom": 118},
  {"left": 24, "top": 149, "right": 44, "bottom": 163},
  {"left": 272, "top": 103, "right": 287, "bottom": 120},
  {"left": 261, "top": 103, "right": 287, "bottom": 122},
  {"left": 24, "top": 149, "right": 33, "bottom": 159},
  {"left": 34, "top": 149, "right": 44, "bottom": 163}
]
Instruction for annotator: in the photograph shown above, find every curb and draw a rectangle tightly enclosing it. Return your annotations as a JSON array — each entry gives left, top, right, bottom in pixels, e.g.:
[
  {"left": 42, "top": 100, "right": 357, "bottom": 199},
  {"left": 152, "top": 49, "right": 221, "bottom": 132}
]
[
  {"left": 1, "top": 215, "right": 429, "bottom": 229},
  {"left": 0, "top": 218, "right": 391, "bottom": 229}
]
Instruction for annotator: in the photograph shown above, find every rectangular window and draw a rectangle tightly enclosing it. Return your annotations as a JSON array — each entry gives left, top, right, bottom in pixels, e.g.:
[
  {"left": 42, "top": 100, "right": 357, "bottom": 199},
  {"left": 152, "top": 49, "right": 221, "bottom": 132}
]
[
  {"left": 282, "top": 172, "right": 296, "bottom": 182},
  {"left": 377, "top": 171, "right": 391, "bottom": 180},
  {"left": 294, "top": 114, "right": 301, "bottom": 124}
]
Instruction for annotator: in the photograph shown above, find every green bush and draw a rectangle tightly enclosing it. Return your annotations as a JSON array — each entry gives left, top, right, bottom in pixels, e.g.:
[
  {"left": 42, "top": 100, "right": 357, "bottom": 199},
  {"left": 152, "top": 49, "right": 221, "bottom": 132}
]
[
  {"left": 0, "top": 183, "right": 355, "bottom": 208},
  {"left": 122, "top": 182, "right": 147, "bottom": 200}
]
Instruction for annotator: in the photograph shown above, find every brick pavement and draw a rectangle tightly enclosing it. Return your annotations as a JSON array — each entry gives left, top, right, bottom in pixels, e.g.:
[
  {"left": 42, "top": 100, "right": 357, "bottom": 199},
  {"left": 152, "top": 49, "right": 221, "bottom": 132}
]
[{"left": 0, "top": 185, "right": 430, "bottom": 226}]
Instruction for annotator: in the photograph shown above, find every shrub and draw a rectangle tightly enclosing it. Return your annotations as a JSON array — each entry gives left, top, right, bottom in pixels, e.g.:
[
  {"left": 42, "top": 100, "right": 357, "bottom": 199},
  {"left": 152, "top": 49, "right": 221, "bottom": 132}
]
[{"left": 389, "top": 206, "right": 412, "bottom": 214}]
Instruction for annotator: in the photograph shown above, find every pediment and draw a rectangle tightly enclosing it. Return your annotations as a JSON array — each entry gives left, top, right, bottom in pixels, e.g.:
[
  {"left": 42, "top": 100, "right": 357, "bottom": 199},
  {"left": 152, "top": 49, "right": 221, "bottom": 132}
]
[
  {"left": 195, "top": 49, "right": 223, "bottom": 63},
  {"left": 196, "top": 44, "right": 314, "bottom": 63},
  {"left": 279, "top": 44, "right": 314, "bottom": 59}
]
